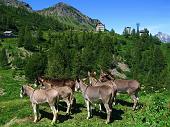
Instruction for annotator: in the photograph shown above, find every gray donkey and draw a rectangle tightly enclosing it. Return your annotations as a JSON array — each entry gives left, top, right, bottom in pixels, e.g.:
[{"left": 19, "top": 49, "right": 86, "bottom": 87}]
[
  {"left": 88, "top": 71, "right": 117, "bottom": 111},
  {"left": 99, "top": 71, "right": 140, "bottom": 110},
  {"left": 20, "top": 85, "right": 59, "bottom": 124},
  {"left": 75, "top": 78, "right": 117, "bottom": 124}
]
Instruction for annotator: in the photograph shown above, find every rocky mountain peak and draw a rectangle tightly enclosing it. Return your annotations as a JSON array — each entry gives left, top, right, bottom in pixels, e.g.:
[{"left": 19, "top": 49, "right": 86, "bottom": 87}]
[{"left": 155, "top": 32, "right": 170, "bottom": 43}]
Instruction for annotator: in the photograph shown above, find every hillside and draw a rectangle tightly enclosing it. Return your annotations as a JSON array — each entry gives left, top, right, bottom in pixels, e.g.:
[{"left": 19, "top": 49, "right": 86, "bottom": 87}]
[
  {"left": 0, "top": 0, "right": 32, "bottom": 11},
  {"left": 37, "top": 2, "right": 101, "bottom": 30},
  {"left": 0, "top": 68, "right": 169, "bottom": 127},
  {"left": 0, "top": 4, "right": 71, "bottom": 34}
]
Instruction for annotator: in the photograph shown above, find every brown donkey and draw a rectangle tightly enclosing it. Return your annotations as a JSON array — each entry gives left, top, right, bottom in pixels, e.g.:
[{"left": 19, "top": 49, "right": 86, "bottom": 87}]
[
  {"left": 36, "top": 77, "right": 74, "bottom": 115},
  {"left": 36, "top": 76, "right": 76, "bottom": 92},
  {"left": 75, "top": 78, "right": 117, "bottom": 124},
  {"left": 99, "top": 71, "right": 140, "bottom": 110},
  {"left": 20, "top": 85, "right": 59, "bottom": 124}
]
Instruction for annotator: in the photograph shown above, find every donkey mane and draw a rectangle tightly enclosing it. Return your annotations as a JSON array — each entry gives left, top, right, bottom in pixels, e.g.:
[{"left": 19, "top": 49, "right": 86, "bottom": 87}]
[{"left": 40, "top": 76, "right": 74, "bottom": 82}]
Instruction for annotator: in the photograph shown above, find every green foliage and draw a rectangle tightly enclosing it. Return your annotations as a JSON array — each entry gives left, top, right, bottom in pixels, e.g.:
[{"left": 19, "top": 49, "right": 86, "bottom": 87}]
[
  {"left": 12, "top": 56, "right": 26, "bottom": 69},
  {"left": 0, "top": 4, "right": 71, "bottom": 33},
  {"left": 24, "top": 53, "right": 47, "bottom": 82},
  {"left": 121, "top": 34, "right": 167, "bottom": 91},
  {"left": 23, "top": 26, "right": 35, "bottom": 51},
  {"left": 0, "top": 48, "right": 8, "bottom": 67},
  {"left": 18, "top": 26, "right": 25, "bottom": 47},
  {"left": 46, "top": 31, "right": 116, "bottom": 79}
]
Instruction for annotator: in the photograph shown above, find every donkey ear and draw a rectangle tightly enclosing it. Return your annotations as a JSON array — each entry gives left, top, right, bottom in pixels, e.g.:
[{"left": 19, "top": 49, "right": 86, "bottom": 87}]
[
  {"left": 93, "top": 71, "right": 96, "bottom": 75},
  {"left": 88, "top": 71, "right": 91, "bottom": 76},
  {"left": 76, "top": 76, "right": 80, "bottom": 82},
  {"left": 21, "top": 86, "right": 24, "bottom": 91},
  {"left": 100, "top": 69, "right": 104, "bottom": 74}
]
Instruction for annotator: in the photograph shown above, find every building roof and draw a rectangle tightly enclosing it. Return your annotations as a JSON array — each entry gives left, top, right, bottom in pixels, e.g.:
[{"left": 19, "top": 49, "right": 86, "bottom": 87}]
[
  {"left": 4, "top": 31, "right": 12, "bottom": 34},
  {"left": 96, "top": 23, "right": 105, "bottom": 27}
]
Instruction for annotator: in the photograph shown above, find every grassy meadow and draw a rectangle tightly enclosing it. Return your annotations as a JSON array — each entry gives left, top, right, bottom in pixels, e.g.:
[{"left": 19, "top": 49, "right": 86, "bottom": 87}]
[{"left": 0, "top": 68, "right": 169, "bottom": 127}]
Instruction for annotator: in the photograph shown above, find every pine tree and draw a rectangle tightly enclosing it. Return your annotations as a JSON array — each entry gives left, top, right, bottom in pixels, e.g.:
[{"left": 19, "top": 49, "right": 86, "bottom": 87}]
[
  {"left": 37, "top": 28, "right": 44, "bottom": 43},
  {"left": 18, "top": 26, "right": 25, "bottom": 47},
  {"left": 25, "top": 53, "right": 47, "bottom": 82},
  {"left": 0, "top": 48, "right": 8, "bottom": 67},
  {"left": 24, "top": 27, "right": 34, "bottom": 51}
]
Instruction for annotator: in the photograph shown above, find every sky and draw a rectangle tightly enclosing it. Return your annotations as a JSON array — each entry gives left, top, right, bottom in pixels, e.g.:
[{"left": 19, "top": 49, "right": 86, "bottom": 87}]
[{"left": 24, "top": 0, "right": 170, "bottom": 35}]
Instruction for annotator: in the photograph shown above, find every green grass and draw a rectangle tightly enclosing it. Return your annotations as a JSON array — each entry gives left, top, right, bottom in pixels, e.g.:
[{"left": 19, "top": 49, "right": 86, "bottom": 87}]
[{"left": 0, "top": 68, "right": 170, "bottom": 127}]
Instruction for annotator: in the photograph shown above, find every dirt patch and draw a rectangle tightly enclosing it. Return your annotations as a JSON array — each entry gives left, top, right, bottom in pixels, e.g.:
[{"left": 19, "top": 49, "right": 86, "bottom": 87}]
[
  {"left": 4, "top": 117, "right": 31, "bottom": 127},
  {"left": 111, "top": 69, "right": 127, "bottom": 79},
  {"left": 0, "top": 88, "right": 5, "bottom": 96},
  {"left": 118, "top": 62, "right": 130, "bottom": 72}
]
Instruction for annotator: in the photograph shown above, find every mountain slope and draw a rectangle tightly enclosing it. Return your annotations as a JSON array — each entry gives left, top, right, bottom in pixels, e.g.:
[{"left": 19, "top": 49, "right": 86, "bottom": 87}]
[
  {"left": 0, "top": 4, "right": 70, "bottom": 33},
  {"left": 156, "top": 32, "right": 170, "bottom": 43},
  {"left": 37, "top": 2, "right": 101, "bottom": 30},
  {"left": 0, "top": 0, "right": 32, "bottom": 11}
]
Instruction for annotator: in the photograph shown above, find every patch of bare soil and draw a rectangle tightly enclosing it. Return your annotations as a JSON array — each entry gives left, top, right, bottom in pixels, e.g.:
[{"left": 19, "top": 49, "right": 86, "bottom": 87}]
[
  {"left": 118, "top": 62, "right": 130, "bottom": 72},
  {"left": 4, "top": 117, "right": 31, "bottom": 127}
]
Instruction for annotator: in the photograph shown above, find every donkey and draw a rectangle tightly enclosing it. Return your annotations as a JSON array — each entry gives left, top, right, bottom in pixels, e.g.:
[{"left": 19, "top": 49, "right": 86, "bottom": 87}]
[
  {"left": 20, "top": 85, "right": 59, "bottom": 124},
  {"left": 75, "top": 78, "right": 117, "bottom": 124},
  {"left": 88, "top": 71, "right": 117, "bottom": 107},
  {"left": 36, "top": 77, "right": 74, "bottom": 115},
  {"left": 99, "top": 71, "right": 140, "bottom": 110},
  {"left": 36, "top": 76, "right": 76, "bottom": 92}
]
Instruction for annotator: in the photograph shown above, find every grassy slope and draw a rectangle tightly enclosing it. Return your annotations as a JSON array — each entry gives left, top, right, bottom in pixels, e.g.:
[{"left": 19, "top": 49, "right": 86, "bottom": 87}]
[
  {"left": 0, "top": 38, "right": 170, "bottom": 127},
  {"left": 0, "top": 68, "right": 169, "bottom": 127}
]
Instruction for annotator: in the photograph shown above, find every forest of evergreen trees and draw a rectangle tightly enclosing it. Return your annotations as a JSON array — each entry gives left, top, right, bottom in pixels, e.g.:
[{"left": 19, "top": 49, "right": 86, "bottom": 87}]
[{"left": 4, "top": 27, "right": 166, "bottom": 92}]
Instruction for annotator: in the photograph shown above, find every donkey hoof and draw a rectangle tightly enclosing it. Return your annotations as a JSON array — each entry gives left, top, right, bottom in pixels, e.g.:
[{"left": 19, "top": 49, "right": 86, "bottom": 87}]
[
  {"left": 51, "top": 121, "right": 55, "bottom": 125},
  {"left": 86, "top": 116, "right": 90, "bottom": 119},
  {"left": 105, "top": 121, "right": 110, "bottom": 124},
  {"left": 34, "top": 120, "right": 37, "bottom": 123},
  {"left": 132, "top": 107, "right": 136, "bottom": 111}
]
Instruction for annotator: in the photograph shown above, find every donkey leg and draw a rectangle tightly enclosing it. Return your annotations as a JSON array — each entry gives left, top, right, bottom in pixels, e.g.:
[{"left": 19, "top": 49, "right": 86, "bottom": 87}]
[
  {"left": 32, "top": 103, "right": 38, "bottom": 123},
  {"left": 113, "top": 96, "right": 116, "bottom": 106},
  {"left": 85, "top": 100, "right": 91, "bottom": 119},
  {"left": 99, "top": 104, "right": 102, "bottom": 112},
  {"left": 131, "top": 94, "right": 137, "bottom": 110},
  {"left": 50, "top": 105, "right": 58, "bottom": 125},
  {"left": 104, "top": 103, "right": 112, "bottom": 124},
  {"left": 36, "top": 105, "right": 40, "bottom": 120},
  {"left": 65, "top": 99, "right": 71, "bottom": 115}
]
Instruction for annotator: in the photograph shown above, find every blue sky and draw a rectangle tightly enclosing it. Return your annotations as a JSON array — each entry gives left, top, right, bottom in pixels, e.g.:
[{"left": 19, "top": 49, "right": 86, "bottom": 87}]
[{"left": 24, "top": 0, "right": 170, "bottom": 35}]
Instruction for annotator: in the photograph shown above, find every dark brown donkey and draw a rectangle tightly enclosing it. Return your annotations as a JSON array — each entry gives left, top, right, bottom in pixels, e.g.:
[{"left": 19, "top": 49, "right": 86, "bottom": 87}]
[
  {"left": 99, "top": 71, "right": 140, "bottom": 110},
  {"left": 37, "top": 76, "right": 76, "bottom": 92},
  {"left": 20, "top": 85, "right": 59, "bottom": 124},
  {"left": 75, "top": 78, "right": 117, "bottom": 124},
  {"left": 36, "top": 77, "right": 74, "bottom": 115}
]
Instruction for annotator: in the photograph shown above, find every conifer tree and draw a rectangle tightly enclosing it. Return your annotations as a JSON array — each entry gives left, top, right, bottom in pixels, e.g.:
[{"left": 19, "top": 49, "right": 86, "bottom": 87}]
[{"left": 0, "top": 48, "right": 8, "bottom": 67}]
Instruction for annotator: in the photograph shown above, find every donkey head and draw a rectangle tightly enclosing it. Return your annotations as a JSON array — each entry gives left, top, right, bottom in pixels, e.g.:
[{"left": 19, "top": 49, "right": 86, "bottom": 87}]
[
  {"left": 99, "top": 70, "right": 114, "bottom": 82},
  {"left": 88, "top": 71, "right": 97, "bottom": 84},
  {"left": 37, "top": 76, "right": 44, "bottom": 84},
  {"left": 75, "top": 77, "right": 81, "bottom": 91},
  {"left": 20, "top": 85, "right": 26, "bottom": 98}
]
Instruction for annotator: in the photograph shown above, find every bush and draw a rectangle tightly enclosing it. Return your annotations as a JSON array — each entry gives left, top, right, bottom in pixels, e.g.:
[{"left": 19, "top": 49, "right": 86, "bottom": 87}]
[
  {"left": 24, "top": 53, "right": 47, "bottom": 82},
  {"left": 12, "top": 56, "right": 26, "bottom": 69}
]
